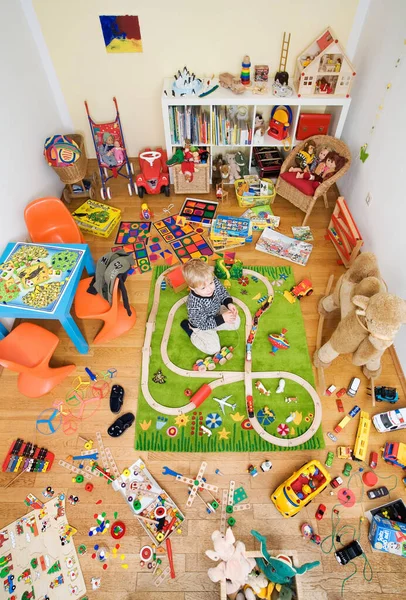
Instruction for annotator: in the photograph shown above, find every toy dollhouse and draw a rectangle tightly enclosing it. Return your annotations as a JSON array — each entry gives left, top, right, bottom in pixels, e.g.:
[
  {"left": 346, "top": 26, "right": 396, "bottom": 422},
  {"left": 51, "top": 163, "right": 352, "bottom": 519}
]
[{"left": 294, "top": 27, "right": 356, "bottom": 97}]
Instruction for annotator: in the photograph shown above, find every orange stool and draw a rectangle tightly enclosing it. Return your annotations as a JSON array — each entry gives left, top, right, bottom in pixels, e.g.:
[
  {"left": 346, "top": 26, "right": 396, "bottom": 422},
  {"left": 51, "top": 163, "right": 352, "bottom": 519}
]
[
  {"left": 24, "top": 197, "right": 85, "bottom": 243},
  {"left": 74, "top": 277, "right": 136, "bottom": 344},
  {"left": 0, "top": 322, "right": 75, "bottom": 398}
]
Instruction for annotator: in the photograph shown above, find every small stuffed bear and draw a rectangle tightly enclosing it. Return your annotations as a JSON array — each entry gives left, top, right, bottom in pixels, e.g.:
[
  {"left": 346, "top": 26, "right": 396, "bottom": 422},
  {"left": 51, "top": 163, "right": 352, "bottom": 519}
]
[{"left": 314, "top": 252, "right": 406, "bottom": 378}]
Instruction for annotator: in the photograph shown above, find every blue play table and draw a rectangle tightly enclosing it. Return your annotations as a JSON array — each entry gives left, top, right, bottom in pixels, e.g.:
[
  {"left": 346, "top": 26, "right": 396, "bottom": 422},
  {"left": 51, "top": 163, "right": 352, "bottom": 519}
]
[{"left": 0, "top": 242, "right": 95, "bottom": 354}]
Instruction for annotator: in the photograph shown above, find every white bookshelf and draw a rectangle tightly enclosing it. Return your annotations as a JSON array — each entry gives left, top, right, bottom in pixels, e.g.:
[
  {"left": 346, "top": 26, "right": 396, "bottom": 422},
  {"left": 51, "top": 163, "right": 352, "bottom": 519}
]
[{"left": 161, "top": 77, "right": 351, "bottom": 182}]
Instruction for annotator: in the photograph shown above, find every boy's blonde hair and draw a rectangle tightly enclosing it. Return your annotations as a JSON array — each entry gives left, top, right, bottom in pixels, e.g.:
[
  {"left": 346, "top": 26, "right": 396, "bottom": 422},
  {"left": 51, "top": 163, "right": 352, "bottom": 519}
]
[{"left": 182, "top": 259, "right": 214, "bottom": 288}]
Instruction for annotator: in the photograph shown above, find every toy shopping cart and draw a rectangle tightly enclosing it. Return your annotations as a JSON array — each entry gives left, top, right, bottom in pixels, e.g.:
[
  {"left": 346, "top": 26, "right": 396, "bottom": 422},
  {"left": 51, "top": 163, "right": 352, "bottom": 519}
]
[{"left": 85, "top": 97, "right": 136, "bottom": 200}]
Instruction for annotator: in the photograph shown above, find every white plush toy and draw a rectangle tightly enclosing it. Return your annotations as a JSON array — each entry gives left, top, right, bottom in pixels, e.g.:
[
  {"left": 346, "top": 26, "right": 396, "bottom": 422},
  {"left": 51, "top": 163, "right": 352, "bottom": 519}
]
[{"left": 206, "top": 528, "right": 256, "bottom": 595}]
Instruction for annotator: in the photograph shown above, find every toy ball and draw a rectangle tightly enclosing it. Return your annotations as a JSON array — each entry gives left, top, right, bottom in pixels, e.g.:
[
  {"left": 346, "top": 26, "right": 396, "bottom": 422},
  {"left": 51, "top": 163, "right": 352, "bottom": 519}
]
[{"left": 302, "top": 484, "right": 312, "bottom": 495}]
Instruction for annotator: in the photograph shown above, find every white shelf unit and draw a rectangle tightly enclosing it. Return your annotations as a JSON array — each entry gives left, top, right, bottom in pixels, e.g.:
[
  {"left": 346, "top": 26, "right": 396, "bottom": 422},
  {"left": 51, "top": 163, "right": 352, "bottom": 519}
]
[{"left": 161, "top": 78, "right": 351, "bottom": 183}]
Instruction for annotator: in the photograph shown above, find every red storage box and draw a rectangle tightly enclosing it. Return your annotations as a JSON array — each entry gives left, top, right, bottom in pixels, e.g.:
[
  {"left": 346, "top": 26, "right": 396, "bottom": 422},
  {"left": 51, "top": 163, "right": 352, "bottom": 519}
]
[{"left": 296, "top": 113, "right": 332, "bottom": 140}]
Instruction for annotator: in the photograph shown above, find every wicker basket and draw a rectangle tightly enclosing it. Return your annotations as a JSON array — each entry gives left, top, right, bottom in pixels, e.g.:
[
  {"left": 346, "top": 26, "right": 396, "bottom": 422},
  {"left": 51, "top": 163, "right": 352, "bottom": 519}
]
[
  {"left": 50, "top": 133, "right": 88, "bottom": 185},
  {"left": 173, "top": 163, "right": 210, "bottom": 194}
]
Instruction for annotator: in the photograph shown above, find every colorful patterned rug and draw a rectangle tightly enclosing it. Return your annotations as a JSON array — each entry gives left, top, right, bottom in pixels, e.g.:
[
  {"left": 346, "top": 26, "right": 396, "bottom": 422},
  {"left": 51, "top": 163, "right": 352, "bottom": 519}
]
[{"left": 135, "top": 265, "right": 324, "bottom": 452}]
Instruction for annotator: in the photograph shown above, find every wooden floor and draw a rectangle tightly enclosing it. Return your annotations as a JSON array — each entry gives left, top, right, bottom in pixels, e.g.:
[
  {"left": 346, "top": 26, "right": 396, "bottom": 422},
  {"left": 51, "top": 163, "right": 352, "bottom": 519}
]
[{"left": 1, "top": 168, "right": 405, "bottom": 600}]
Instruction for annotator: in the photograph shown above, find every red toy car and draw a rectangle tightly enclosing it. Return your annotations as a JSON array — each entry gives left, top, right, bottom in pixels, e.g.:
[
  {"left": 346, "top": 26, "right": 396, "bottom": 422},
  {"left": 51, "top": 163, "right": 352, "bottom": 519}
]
[
  {"left": 315, "top": 503, "right": 326, "bottom": 520},
  {"left": 330, "top": 476, "right": 343, "bottom": 489},
  {"left": 336, "top": 388, "right": 347, "bottom": 398},
  {"left": 369, "top": 451, "right": 378, "bottom": 469},
  {"left": 136, "top": 148, "right": 170, "bottom": 198}
]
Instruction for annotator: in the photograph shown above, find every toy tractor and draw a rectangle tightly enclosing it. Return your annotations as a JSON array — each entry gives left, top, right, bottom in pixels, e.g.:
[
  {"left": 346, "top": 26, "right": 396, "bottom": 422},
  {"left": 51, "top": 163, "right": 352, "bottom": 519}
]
[{"left": 284, "top": 279, "right": 313, "bottom": 303}]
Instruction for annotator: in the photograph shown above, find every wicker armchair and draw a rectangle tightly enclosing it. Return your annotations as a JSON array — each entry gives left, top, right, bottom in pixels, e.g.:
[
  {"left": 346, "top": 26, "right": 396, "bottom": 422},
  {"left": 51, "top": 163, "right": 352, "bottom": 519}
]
[{"left": 275, "top": 135, "right": 351, "bottom": 225}]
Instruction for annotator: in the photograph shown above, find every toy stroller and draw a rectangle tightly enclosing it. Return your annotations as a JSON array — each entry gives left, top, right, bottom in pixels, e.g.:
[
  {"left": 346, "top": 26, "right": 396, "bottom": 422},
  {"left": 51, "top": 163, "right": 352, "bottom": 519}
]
[{"left": 85, "top": 97, "right": 136, "bottom": 200}]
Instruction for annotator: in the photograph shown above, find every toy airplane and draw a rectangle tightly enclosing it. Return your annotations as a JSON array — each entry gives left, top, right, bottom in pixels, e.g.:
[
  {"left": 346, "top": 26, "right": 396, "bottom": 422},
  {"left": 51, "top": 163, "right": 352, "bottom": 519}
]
[{"left": 213, "top": 395, "right": 236, "bottom": 414}]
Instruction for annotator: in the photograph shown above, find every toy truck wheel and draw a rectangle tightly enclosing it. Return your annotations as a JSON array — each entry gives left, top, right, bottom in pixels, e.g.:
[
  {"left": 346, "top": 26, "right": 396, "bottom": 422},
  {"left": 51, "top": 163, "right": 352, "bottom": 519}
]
[
  {"left": 127, "top": 183, "right": 133, "bottom": 196},
  {"left": 305, "top": 289, "right": 313, "bottom": 296},
  {"left": 164, "top": 185, "right": 170, "bottom": 197},
  {"left": 138, "top": 186, "right": 145, "bottom": 198}
]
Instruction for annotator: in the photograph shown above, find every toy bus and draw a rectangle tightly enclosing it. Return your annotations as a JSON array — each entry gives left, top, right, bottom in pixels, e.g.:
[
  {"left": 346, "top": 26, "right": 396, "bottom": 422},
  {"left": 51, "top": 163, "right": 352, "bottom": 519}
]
[
  {"left": 382, "top": 442, "right": 406, "bottom": 469},
  {"left": 353, "top": 410, "right": 371, "bottom": 461}
]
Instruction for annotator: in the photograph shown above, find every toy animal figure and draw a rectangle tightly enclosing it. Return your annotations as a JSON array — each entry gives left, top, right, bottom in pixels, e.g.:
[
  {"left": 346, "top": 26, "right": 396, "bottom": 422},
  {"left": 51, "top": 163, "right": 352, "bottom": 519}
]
[
  {"left": 212, "top": 155, "right": 224, "bottom": 184},
  {"left": 225, "top": 154, "right": 241, "bottom": 183},
  {"left": 314, "top": 253, "right": 406, "bottom": 379},
  {"left": 206, "top": 528, "right": 256, "bottom": 596},
  {"left": 235, "top": 151, "right": 249, "bottom": 177},
  {"left": 220, "top": 163, "right": 230, "bottom": 184},
  {"left": 251, "top": 530, "right": 320, "bottom": 586},
  {"left": 289, "top": 139, "right": 316, "bottom": 173}
]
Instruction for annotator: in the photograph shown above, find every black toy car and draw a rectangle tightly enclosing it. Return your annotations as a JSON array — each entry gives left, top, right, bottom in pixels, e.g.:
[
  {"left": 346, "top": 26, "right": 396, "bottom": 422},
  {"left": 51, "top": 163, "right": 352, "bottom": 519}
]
[{"left": 335, "top": 540, "right": 363, "bottom": 565}]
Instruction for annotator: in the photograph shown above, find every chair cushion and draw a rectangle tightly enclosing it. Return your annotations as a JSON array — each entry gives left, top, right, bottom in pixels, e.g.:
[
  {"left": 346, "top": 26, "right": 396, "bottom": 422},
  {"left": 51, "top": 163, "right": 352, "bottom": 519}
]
[{"left": 280, "top": 172, "right": 316, "bottom": 196}]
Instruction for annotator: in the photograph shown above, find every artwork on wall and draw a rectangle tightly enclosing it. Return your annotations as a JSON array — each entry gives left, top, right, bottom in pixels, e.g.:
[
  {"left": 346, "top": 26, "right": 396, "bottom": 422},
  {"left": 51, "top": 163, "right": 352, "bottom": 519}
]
[{"left": 99, "top": 15, "right": 143, "bottom": 53}]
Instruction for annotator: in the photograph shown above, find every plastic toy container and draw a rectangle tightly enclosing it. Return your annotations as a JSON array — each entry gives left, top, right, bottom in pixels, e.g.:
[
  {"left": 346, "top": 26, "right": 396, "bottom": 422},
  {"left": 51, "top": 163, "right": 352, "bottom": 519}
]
[{"left": 234, "top": 178, "right": 275, "bottom": 208}]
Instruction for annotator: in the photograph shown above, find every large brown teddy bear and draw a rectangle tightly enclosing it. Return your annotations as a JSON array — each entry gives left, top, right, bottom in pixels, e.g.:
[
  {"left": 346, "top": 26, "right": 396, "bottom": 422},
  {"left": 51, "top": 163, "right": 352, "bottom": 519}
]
[{"left": 314, "top": 253, "right": 406, "bottom": 378}]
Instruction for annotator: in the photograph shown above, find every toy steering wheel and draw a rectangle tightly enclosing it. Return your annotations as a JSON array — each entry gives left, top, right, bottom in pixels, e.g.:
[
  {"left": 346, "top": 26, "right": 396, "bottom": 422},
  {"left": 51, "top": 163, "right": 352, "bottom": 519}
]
[{"left": 140, "top": 150, "right": 161, "bottom": 166}]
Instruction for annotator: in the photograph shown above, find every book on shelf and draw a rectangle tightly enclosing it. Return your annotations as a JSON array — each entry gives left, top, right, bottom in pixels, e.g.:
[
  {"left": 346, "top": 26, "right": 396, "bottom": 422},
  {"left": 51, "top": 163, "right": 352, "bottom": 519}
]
[{"left": 169, "top": 106, "right": 209, "bottom": 146}]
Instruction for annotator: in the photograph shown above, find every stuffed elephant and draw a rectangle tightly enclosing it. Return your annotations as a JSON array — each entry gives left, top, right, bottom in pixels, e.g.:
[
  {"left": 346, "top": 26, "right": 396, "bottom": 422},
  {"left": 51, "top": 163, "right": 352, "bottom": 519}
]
[{"left": 314, "top": 253, "right": 406, "bottom": 378}]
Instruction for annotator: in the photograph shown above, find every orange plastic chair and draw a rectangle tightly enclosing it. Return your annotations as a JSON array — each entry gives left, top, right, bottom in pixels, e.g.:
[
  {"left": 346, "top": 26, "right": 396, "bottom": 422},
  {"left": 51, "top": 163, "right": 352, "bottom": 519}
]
[
  {"left": 0, "top": 322, "right": 75, "bottom": 398},
  {"left": 74, "top": 277, "right": 136, "bottom": 344},
  {"left": 24, "top": 197, "right": 85, "bottom": 243}
]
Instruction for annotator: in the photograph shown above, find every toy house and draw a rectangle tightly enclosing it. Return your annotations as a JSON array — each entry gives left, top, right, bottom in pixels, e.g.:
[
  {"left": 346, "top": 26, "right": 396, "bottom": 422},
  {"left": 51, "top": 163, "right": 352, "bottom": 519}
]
[
  {"left": 164, "top": 265, "right": 187, "bottom": 293},
  {"left": 294, "top": 27, "right": 356, "bottom": 97}
]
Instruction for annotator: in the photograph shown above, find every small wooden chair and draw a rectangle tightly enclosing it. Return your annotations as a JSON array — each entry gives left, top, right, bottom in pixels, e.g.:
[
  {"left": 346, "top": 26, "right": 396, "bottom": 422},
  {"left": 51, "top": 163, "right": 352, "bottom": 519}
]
[
  {"left": 0, "top": 322, "right": 75, "bottom": 397},
  {"left": 275, "top": 135, "right": 351, "bottom": 225},
  {"left": 74, "top": 278, "right": 136, "bottom": 344}
]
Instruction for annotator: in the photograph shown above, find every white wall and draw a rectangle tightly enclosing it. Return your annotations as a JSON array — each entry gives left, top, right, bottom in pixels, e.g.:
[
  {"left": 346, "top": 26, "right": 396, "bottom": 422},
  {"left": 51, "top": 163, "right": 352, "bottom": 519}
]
[
  {"left": 340, "top": 0, "right": 406, "bottom": 367},
  {"left": 32, "top": 0, "right": 360, "bottom": 157},
  {"left": 0, "top": 0, "right": 67, "bottom": 248}
]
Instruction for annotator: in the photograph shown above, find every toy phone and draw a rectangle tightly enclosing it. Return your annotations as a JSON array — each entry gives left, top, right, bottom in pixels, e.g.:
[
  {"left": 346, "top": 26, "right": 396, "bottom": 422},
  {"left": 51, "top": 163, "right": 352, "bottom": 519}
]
[
  {"left": 268, "top": 105, "right": 293, "bottom": 141},
  {"left": 335, "top": 540, "right": 363, "bottom": 565}
]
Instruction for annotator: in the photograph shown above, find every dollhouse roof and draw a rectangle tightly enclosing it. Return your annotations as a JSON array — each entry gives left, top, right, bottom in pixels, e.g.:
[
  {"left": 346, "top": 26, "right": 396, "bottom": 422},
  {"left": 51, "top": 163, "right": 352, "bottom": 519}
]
[{"left": 298, "top": 27, "right": 356, "bottom": 74}]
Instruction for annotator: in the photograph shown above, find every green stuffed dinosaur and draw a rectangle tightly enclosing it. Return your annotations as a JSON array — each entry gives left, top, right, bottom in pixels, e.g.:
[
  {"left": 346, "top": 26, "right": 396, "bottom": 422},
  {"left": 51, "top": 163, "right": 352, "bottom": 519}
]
[{"left": 251, "top": 530, "right": 320, "bottom": 584}]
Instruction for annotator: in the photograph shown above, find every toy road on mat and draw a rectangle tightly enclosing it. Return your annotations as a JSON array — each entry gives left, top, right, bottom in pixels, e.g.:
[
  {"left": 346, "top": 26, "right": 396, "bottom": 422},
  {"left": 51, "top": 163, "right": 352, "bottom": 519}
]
[{"left": 135, "top": 265, "right": 324, "bottom": 453}]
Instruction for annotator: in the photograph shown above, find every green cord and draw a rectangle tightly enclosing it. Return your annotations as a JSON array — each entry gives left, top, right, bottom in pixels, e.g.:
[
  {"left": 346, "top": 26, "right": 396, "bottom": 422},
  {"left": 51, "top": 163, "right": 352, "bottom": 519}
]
[{"left": 320, "top": 470, "right": 376, "bottom": 596}]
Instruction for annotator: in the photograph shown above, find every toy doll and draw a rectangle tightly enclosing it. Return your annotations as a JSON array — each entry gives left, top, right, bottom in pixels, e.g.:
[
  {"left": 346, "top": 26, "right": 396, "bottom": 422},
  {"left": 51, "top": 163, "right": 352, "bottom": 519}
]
[
  {"left": 98, "top": 133, "right": 117, "bottom": 167},
  {"left": 191, "top": 149, "right": 201, "bottom": 163},
  {"left": 296, "top": 151, "right": 346, "bottom": 188},
  {"left": 113, "top": 140, "right": 125, "bottom": 164},
  {"left": 289, "top": 139, "right": 316, "bottom": 173},
  {"left": 309, "top": 145, "right": 330, "bottom": 173}
]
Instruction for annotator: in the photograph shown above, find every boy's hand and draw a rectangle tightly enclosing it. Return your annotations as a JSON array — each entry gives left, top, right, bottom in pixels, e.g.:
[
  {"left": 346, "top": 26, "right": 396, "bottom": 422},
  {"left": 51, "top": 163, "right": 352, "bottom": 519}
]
[
  {"left": 223, "top": 310, "right": 236, "bottom": 324},
  {"left": 228, "top": 303, "right": 238, "bottom": 318}
]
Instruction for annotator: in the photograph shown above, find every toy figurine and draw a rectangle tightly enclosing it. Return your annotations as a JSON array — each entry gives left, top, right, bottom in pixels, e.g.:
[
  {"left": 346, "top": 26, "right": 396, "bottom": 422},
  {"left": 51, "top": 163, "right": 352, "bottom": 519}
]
[
  {"left": 235, "top": 151, "right": 249, "bottom": 177},
  {"left": 140, "top": 203, "right": 153, "bottom": 220},
  {"left": 113, "top": 140, "right": 125, "bottom": 164}
]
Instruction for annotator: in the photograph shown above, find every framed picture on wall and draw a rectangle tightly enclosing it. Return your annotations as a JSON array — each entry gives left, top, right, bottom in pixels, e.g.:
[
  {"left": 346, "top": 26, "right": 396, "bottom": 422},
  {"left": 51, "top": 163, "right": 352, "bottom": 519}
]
[{"left": 99, "top": 15, "right": 143, "bottom": 53}]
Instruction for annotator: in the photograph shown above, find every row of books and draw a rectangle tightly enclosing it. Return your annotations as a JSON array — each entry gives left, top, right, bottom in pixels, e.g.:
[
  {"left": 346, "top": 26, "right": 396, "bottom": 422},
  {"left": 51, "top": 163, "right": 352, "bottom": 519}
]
[
  {"left": 212, "top": 106, "right": 252, "bottom": 146},
  {"left": 209, "top": 214, "right": 253, "bottom": 251},
  {"left": 168, "top": 106, "right": 210, "bottom": 146}
]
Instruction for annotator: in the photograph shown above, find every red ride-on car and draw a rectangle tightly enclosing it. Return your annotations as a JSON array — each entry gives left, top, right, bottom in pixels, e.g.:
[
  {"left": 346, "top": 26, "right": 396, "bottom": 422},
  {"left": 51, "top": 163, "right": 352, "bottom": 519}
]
[{"left": 136, "top": 148, "right": 170, "bottom": 198}]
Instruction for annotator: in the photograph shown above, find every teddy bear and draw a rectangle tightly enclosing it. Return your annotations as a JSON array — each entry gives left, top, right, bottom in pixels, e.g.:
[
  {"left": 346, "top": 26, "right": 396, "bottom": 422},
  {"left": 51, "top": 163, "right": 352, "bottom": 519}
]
[
  {"left": 212, "top": 155, "right": 224, "bottom": 185},
  {"left": 225, "top": 153, "right": 241, "bottom": 183},
  {"left": 206, "top": 528, "right": 256, "bottom": 596},
  {"left": 314, "top": 252, "right": 406, "bottom": 378}
]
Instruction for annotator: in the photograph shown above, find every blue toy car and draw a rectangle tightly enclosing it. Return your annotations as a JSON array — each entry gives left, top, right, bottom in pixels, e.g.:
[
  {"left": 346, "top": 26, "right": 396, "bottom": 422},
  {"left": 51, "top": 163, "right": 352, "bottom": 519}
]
[{"left": 374, "top": 386, "right": 399, "bottom": 404}]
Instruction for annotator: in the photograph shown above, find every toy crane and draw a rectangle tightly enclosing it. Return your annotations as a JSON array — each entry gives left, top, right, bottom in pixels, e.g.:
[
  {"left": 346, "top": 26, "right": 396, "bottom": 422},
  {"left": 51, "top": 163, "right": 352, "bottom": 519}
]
[
  {"left": 175, "top": 461, "right": 219, "bottom": 507},
  {"left": 220, "top": 480, "right": 251, "bottom": 533}
]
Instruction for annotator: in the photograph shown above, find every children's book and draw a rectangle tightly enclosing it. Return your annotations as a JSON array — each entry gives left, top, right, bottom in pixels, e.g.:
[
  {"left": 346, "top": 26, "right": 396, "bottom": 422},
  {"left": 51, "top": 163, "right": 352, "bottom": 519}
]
[
  {"left": 241, "top": 205, "right": 280, "bottom": 231},
  {"left": 291, "top": 225, "right": 313, "bottom": 241},
  {"left": 256, "top": 228, "right": 313, "bottom": 266}
]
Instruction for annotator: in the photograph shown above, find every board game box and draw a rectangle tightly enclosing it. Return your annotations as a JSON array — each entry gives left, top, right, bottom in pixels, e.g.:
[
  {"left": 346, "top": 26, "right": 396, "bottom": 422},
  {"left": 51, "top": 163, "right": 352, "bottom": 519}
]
[
  {"left": 241, "top": 205, "right": 280, "bottom": 231},
  {"left": 369, "top": 514, "right": 406, "bottom": 557},
  {"left": 72, "top": 199, "right": 121, "bottom": 238}
]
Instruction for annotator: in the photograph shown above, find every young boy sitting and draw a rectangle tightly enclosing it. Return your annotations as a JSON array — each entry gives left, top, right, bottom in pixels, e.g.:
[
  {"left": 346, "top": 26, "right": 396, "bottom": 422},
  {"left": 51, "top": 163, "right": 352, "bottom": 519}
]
[{"left": 181, "top": 259, "right": 240, "bottom": 355}]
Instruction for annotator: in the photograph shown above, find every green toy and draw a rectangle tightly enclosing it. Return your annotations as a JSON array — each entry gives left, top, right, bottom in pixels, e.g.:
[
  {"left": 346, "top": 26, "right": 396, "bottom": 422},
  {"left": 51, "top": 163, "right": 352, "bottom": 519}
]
[
  {"left": 251, "top": 530, "right": 320, "bottom": 584},
  {"left": 166, "top": 147, "right": 185, "bottom": 166},
  {"left": 214, "top": 258, "right": 243, "bottom": 280},
  {"left": 235, "top": 151, "right": 249, "bottom": 177}
]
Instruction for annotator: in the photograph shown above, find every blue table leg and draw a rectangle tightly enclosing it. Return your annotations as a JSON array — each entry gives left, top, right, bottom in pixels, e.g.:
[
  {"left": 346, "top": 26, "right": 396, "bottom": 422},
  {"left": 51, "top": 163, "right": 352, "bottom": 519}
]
[
  {"left": 83, "top": 245, "right": 96, "bottom": 276},
  {"left": 60, "top": 313, "right": 89, "bottom": 354}
]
